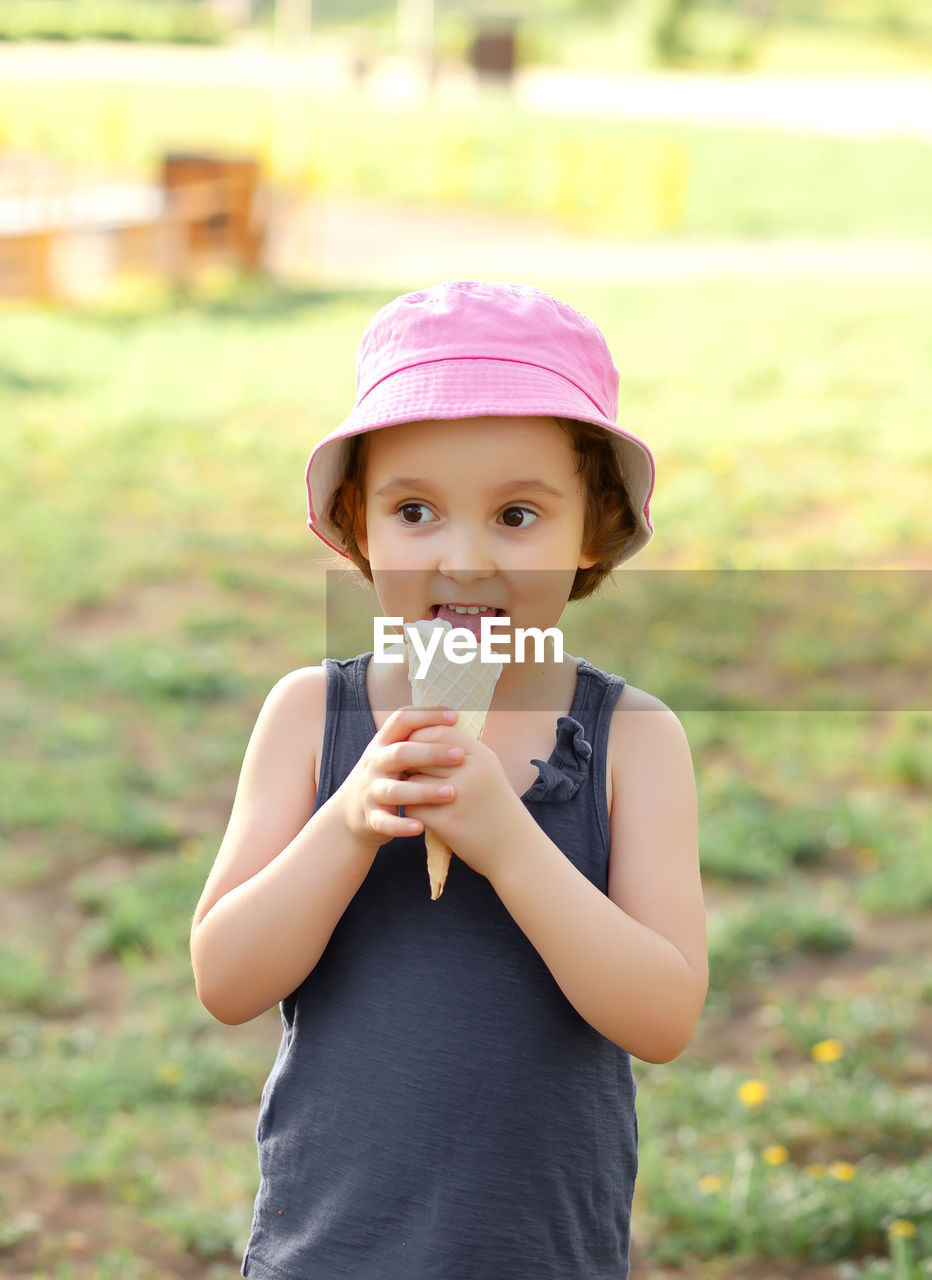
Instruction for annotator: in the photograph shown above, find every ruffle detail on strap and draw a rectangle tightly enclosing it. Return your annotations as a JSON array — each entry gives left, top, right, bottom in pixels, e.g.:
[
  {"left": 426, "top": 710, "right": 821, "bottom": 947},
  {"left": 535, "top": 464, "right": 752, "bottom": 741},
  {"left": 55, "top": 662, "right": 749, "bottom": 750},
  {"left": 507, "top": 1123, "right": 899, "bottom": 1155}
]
[{"left": 524, "top": 716, "right": 593, "bottom": 804}]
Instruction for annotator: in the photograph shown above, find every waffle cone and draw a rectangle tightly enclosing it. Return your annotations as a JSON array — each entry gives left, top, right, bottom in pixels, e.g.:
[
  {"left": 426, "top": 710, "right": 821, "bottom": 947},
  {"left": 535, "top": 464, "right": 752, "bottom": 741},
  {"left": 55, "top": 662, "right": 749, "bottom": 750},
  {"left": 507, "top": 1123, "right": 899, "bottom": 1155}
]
[
  {"left": 425, "top": 829, "right": 451, "bottom": 901},
  {"left": 404, "top": 618, "right": 504, "bottom": 898}
]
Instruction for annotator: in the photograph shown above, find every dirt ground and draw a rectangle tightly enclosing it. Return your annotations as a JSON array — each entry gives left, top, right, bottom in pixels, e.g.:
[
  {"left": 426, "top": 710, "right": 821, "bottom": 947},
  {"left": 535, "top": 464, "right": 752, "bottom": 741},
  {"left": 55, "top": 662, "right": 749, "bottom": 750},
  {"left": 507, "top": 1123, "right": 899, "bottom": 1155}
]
[{"left": 261, "top": 190, "right": 932, "bottom": 290}]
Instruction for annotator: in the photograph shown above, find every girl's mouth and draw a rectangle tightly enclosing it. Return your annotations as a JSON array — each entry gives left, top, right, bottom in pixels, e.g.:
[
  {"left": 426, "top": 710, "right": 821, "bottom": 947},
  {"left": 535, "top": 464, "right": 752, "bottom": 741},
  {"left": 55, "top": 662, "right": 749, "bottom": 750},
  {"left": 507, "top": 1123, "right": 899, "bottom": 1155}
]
[{"left": 429, "top": 603, "right": 506, "bottom": 639}]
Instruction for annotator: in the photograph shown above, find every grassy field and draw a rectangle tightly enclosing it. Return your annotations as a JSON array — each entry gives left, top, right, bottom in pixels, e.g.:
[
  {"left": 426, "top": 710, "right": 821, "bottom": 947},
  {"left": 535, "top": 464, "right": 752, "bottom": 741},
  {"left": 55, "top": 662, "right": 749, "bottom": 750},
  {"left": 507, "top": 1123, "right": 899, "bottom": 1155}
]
[
  {"left": 2, "top": 78, "right": 932, "bottom": 239},
  {"left": 3, "top": 0, "right": 932, "bottom": 73},
  {"left": 0, "top": 272, "right": 929, "bottom": 1278},
  {"left": 508, "top": 9, "right": 932, "bottom": 74}
]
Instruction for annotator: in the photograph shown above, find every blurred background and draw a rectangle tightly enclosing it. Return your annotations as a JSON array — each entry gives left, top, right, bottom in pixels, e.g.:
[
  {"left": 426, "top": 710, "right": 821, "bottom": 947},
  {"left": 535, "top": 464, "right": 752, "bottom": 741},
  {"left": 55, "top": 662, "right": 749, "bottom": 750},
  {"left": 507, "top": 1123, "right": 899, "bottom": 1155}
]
[{"left": 1, "top": 2, "right": 930, "bottom": 1277}]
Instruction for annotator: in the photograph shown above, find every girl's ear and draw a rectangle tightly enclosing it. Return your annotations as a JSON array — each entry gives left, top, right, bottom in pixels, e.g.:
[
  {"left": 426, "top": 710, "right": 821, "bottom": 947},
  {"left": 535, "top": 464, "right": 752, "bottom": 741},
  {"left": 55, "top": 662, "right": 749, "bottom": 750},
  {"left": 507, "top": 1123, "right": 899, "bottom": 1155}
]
[{"left": 578, "top": 546, "right": 598, "bottom": 570}]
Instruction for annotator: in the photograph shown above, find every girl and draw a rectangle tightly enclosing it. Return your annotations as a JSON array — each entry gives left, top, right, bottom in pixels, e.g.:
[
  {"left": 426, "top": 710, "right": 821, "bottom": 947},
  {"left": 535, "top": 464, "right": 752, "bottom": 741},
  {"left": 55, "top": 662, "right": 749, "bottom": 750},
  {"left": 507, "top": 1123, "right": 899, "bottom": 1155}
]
[{"left": 190, "top": 280, "right": 707, "bottom": 1280}]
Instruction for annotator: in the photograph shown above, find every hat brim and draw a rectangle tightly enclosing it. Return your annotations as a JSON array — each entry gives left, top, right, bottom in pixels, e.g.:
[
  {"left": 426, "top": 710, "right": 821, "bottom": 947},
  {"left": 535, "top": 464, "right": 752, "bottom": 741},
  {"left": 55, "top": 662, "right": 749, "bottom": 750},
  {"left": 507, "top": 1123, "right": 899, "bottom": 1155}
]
[{"left": 306, "top": 357, "right": 655, "bottom": 565}]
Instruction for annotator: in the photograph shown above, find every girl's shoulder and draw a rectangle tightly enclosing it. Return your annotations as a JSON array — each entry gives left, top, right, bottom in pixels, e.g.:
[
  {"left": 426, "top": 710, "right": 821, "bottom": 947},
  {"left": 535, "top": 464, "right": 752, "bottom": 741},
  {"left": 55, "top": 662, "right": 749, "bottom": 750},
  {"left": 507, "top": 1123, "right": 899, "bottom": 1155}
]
[
  {"left": 606, "top": 677, "right": 690, "bottom": 768},
  {"left": 190, "top": 666, "right": 328, "bottom": 937},
  {"left": 580, "top": 659, "right": 689, "bottom": 805},
  {"left": 581, "top": 656, "right": 672, "bottom": 718},
  {"left": 255, "top": 665, "right": 330, "bottom": 775},
  {"left": 266, "top": 663, "right": 329, "bottom": 719},
  {"left": 253, "top": 663, "right": 329, "bottom": 748},
  {"left": 613, "top": 680, "right": 671, "bottom": 714},
  {"left": 276, "top": 662, "right": 328, "bottom": 689}
]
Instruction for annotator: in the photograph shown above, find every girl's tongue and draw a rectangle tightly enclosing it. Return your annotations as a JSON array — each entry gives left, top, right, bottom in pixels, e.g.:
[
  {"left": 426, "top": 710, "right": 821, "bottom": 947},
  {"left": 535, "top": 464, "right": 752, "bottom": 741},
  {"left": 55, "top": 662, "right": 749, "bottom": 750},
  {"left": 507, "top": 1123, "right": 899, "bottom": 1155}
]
[{"left": 435, "top": 605, "right": 498, "bottom": 639}]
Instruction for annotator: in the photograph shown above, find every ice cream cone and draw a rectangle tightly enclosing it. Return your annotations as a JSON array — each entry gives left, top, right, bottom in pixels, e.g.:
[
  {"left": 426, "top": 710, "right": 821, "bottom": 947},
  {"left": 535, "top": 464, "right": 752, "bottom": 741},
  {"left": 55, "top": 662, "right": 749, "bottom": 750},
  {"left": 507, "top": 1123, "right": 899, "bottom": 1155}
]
[{"left": 404, "top": 618, "right": 504, "bottom": 898}]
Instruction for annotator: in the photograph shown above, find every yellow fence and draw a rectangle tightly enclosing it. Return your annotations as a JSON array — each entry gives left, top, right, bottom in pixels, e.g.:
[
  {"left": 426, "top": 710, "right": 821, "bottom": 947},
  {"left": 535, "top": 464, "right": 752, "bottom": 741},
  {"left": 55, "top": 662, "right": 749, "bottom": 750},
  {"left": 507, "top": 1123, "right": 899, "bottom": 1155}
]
[
  {"left": 258, "top": 121, "right": 689, "bottom": 236},
  {"left": 1, "top": 95, "right": 690, "bottom": 239}
]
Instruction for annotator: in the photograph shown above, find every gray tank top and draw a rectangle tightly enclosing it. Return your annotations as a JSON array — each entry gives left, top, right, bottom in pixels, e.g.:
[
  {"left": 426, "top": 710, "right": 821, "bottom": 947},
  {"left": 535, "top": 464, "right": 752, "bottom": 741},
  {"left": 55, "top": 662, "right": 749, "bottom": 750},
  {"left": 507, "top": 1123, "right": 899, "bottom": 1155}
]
[{"left": 242, "top": 652, "right": 638, "bottom": 1280}]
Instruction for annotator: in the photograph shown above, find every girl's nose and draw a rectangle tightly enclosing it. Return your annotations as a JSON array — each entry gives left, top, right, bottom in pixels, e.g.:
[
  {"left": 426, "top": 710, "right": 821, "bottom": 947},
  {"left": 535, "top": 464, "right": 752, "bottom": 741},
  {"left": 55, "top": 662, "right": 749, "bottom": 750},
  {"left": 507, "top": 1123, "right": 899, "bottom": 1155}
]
[{"left": 436, "top": 522, "right": 496, "bottom": 575}]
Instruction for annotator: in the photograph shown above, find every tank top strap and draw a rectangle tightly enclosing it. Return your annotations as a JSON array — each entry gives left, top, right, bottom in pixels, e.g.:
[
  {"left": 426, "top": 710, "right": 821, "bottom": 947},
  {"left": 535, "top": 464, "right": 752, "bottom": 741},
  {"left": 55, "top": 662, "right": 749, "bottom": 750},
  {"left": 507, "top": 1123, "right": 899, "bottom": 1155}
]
[
  {"left": 316, "top": 655, "right": 375, "bottom": 809},
  {"left": 575, "top": 656, "right": 626, "bottom": 853}
]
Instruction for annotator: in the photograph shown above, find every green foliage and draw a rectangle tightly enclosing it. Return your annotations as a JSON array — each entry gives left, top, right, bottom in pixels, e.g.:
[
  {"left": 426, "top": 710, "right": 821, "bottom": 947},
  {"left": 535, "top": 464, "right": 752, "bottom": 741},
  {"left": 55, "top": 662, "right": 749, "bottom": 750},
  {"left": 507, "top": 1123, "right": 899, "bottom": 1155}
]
[
  {"left": 0, "top": 691, "right": 182, "bottom": 853},
  {"left": 650, "top": 0, "right": 700, "bottom": 62},
  {"left": 143, "top": 1200, "right": 245, "bottom": 1260},
  {"left": 6, "top": 1017, "right": 263, "bottom": 1128},
  {"left": 635, "top": 1038, "right": 932, "bottom": 1266},
  {"left": 709, "top": 895, "right": 854, "bottom": 991},
  {"left": 647, "top": 1151, "right": 932, "bottom": 1264},
  {"left": 0, "top": 0, "right": 224, "bottom": 45},
  {"left": 699, "top": 780, "right": 831, "bottom": 882},
  {"left": 640, "top": 0, "right": 932, "bottom": 67},
  {"left": 857, "top": 828, "right": 932, "bottom": 914},
  {"left": 875, "top": 714, "right": 932, "bottom": 787},
  {"left": 0, "top": 940, "right": 78, "bottom": 1014},
  {"left": 769, "top": 986, "right": 921, "bottom": 1080},
  {"left": 72, "top": 851, "right": 211, "bottom": 963},
  {"left": 780, "top": 0, "right": 932, "bottom": 36},
  {"left": 642, "top": 0, "right": 775, "bottom": 67}
]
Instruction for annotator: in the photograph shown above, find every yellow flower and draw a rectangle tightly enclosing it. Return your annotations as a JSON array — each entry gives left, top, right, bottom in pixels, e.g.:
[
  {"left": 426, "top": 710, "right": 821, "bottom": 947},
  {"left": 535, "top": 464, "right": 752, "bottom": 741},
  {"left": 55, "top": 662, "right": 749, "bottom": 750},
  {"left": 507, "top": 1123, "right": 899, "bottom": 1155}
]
[
  {"left": 805, "top": 1163, "right": 827, "bottom": 1179},
  {"left": 812, "top": 1039, "right": 845, "bottom": 1063},
  {"left": 706, "top": 443, "right": 735, "bottom": 476},
  {"left": 888, "top": 1220, "right": 916, "bottom": 1239},
  {"left": 829, "top": 1162, "right": 856, "bottom": 1181},
  {"left": 763, "top": 1145, "right": 789, "bottom": 1166},
  {"left": 698, "top": 1175, "right": 724, "bottom": 1194},
  {"left": 158, "top": 1063, "right": 182, "bottom": 1086},
  {"left": 738, "top": 1079, "right": 770, "bottom": 1107}
]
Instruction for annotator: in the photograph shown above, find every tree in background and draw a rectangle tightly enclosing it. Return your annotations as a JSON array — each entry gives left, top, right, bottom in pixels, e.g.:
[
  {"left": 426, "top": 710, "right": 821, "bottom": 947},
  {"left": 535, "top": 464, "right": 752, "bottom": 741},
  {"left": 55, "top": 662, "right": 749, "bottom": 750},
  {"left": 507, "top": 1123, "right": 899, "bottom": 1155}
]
[
  {"left": 643, "top": 0, "right": 777, "bottom": 67},
  {"left": 646, "top": 0, "right": 931, "bottom": 65},
  {"left": 649, "top": 0, "right": 697, "bottom": 62}
]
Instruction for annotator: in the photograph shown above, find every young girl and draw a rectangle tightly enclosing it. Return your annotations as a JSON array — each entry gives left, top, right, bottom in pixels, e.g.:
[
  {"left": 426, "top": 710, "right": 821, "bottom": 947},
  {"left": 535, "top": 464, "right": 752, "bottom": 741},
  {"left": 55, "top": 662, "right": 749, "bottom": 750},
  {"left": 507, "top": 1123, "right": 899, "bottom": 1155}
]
[{"left": 190, "top": 280, "right": 707, "bottom": 1280}]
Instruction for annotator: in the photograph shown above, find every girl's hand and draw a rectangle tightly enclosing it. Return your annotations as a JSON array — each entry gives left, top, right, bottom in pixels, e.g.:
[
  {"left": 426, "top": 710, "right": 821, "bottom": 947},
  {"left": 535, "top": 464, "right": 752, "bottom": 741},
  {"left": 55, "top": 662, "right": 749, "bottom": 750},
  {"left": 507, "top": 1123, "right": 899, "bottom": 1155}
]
[
  {"left": 338, "top": 706, "right": 465, "bottom": 851},
  {"left": 400, "top": 724, "right": 531, "bottom": 884}
]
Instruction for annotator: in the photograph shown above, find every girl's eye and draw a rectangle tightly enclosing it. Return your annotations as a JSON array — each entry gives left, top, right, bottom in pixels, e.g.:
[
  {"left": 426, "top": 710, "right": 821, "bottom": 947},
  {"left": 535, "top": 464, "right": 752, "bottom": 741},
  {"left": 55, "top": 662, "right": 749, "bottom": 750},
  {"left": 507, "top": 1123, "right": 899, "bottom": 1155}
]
[
  {"left": 500, "top": 506, "right": 537, "bottom": 529},
  {"left": 394, "top": 503, "right": 538, "bottom": 528},
  {"left": 397, "top": 502, "right": 433, "bottom": 525}
]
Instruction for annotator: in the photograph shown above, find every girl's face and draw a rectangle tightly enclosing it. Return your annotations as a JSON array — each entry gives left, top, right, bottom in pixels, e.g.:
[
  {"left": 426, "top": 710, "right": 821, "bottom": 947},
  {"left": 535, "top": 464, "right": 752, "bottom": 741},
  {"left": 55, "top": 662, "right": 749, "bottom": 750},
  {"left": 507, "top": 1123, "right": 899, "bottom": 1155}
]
[{"left": 357, "top": 416, "right": 597, "bottom": 638}]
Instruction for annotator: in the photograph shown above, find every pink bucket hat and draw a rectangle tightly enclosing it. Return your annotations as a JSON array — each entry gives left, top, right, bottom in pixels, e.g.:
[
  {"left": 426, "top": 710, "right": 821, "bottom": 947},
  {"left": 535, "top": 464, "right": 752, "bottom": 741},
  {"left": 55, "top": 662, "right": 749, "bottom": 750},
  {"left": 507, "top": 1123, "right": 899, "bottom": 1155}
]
[{"left": 305, "top": 280, "right": 655, "bottom": 564}]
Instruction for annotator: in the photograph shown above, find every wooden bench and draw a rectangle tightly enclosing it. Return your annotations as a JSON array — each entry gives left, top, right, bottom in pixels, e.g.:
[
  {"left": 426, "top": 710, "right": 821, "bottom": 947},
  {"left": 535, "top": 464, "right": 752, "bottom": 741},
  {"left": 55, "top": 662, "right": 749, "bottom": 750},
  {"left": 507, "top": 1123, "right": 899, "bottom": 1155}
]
[{"left": 0, "top": 151, "right": 267, "bottom": 302}]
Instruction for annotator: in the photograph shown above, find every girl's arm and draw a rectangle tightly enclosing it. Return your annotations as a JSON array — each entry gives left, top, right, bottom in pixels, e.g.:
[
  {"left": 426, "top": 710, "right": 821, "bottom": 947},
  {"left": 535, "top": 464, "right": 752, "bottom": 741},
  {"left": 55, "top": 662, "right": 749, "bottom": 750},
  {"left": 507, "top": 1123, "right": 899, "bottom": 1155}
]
[
  {"left": 190, "top": 669, "right": 462, "bottom": 1025},
  {"left": 189, "top": 667, "right": 375, "bottom": 1025},
  {"left": 490, "top": 692, "right": 707, "bottom": 1064}
]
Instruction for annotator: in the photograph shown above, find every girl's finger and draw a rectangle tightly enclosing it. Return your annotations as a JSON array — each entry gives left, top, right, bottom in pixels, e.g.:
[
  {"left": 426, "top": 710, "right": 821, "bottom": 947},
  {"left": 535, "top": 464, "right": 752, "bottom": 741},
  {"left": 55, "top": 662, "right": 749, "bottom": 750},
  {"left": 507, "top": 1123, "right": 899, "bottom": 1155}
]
[
  {"left": 378, "top": 706, "right": 457, "bottom": 745},
  {"left": 383, "top": 740, "right": 464, "bottom": 772},
  {"left": 370, "top": 807, "right": 422, "bottom": 838},
  {"left": 377, "top": 778, "right": 455, "bottom": 806}
]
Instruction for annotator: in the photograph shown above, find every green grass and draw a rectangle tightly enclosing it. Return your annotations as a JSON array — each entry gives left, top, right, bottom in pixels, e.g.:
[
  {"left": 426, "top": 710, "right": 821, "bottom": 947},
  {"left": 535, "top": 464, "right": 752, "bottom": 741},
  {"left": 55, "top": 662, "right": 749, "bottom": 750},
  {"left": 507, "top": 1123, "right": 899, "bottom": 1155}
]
[
  {"left": 0, "top": 0, "right": 222, "bottom": 44},
  {"left": 311, "top": 6, "right": 932, "bottom": 74},
  {"left": 0, "top": 276, "right": 929, "bottom": 1275},
  {"left": 2, "top": 79, "right": 932, "bottom": 239},
  {"left": 489, "top": 5, "right": 932, "bottom": 74}
]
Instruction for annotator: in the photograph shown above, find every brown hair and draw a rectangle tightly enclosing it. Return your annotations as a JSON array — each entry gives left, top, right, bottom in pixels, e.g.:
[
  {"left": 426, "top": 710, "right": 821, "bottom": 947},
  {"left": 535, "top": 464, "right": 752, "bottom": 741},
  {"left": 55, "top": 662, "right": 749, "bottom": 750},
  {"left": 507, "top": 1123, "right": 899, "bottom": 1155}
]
[{"left": 325, "top": 418, "right": 639, "bottom": 601}]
